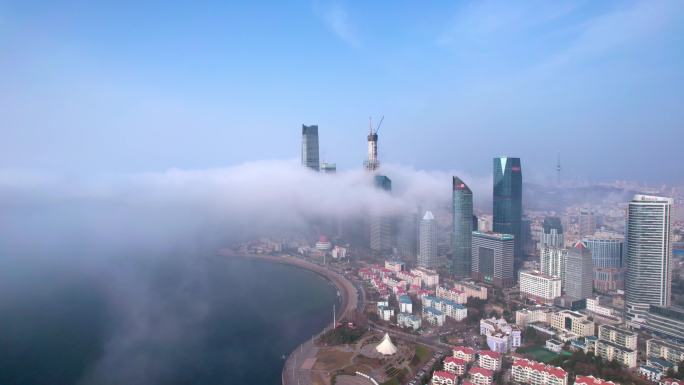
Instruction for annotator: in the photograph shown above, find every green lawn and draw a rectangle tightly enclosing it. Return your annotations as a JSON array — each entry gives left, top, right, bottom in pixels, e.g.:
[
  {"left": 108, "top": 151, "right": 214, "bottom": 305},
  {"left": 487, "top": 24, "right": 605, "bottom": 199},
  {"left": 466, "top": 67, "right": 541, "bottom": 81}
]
[
  {"left": 415, "top": 345, "right": 431, "bottom": 361},
  {"left": 516, "top": 346, "right": 570, "bottom": 364}
]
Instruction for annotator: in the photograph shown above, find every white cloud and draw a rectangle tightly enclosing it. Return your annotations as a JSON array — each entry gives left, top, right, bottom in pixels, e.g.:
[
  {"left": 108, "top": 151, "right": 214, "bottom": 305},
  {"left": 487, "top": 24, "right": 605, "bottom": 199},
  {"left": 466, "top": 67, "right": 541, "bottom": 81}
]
[{"left": 315, "top": 1, "right": 360, "bottom": 47}]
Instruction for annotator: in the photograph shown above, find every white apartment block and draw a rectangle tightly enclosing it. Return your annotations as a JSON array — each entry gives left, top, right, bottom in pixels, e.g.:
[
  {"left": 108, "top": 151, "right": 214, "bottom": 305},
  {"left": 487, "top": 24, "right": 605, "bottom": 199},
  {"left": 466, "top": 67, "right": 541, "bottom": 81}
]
[
  {"left": 412, "top": 267, "right": 440, "bottom": 287},
  {"left": 519, "top": 270, "right": 561, "bottom": 302},
  {"left": 437, "top": 286, "right": 467, "bottom": 304},
  {"left": 478, "top": 350, "right": 502, "bottom": 371}
]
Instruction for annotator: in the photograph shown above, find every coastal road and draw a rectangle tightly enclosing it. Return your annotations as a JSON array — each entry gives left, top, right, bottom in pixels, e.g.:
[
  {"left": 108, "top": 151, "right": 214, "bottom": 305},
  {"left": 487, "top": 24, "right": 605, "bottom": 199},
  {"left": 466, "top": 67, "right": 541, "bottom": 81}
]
[{"left": 276, "top": 257, "right": 359, "bottom": 385}]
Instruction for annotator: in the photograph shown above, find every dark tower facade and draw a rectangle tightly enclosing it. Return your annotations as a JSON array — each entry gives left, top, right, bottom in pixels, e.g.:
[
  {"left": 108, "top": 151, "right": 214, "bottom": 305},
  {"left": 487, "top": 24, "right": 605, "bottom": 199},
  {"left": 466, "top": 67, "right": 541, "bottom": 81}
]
[
  {"left": 493, "top": 157, "right": 523, "bottom": 273},
  {"left": 301, "top": 125, "right": 320, "bottom": 171},
  {"left": 451, "top": 176, "right": 473, "bottom": 278}
]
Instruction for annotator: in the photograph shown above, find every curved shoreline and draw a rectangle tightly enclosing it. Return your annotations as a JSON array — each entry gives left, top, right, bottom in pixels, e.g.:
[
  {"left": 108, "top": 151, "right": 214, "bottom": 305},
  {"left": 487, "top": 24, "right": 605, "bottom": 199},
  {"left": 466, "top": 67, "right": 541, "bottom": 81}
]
[{"left": 217, "top": 251, "right": 358, "bottom": 385}]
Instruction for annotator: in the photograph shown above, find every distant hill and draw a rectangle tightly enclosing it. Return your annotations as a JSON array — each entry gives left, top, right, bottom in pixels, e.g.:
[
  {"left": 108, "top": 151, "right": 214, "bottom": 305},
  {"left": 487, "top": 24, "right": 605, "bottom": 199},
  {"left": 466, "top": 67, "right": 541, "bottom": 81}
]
[{"left": 523, "top": 183, "right": 637, "bottom": 211}]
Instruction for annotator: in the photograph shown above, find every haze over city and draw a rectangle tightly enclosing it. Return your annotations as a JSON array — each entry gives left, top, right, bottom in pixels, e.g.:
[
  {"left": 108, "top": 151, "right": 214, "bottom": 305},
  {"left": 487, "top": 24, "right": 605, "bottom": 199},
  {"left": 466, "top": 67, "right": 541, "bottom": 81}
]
[{"left": 1, "top": 2, "right": 684, "bottom": 385}]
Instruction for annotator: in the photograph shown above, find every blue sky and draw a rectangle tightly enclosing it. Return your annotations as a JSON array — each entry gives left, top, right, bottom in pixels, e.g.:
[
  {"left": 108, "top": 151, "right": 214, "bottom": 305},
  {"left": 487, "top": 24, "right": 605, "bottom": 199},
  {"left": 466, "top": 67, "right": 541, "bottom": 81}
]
[{"left": 2, "top": 0, "right": 683, "bottom": 183}]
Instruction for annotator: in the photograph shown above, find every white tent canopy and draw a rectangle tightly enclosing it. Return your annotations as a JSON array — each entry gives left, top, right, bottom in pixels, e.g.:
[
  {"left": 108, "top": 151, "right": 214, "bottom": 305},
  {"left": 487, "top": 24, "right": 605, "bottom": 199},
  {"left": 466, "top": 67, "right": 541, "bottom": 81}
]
[{"left": 375, "top": 333, "right": 397, "bottom": 355}]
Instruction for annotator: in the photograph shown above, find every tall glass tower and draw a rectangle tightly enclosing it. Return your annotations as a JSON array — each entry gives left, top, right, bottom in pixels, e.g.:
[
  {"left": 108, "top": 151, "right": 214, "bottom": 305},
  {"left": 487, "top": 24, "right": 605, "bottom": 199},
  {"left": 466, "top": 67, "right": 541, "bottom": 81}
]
[
  {"left": 625, "top": 194, "right": 673, "bottom": 323},
  {"left": 418, "top": 211, "right": 437, "bottom": 268},
  {"left": 301, "top": 125, "right": 319, "bottom": 171},
  {"left": 493, "top": 157, "right": 523, "bottom": 271},
  {"left": 451, "top": 176, "right": 473, "bottom": 278}
]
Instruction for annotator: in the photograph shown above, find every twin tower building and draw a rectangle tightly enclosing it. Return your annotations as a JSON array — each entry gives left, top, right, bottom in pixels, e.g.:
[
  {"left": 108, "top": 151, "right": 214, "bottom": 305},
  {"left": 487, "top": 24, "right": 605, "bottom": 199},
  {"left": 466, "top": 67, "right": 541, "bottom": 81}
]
[{"left": 452, "top": 157, "right": 523, "bottom": 286}]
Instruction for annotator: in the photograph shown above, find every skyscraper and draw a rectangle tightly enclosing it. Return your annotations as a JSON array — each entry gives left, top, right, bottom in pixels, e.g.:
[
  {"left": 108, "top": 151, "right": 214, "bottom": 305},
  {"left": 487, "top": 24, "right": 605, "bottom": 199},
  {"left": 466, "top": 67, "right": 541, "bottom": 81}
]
[
  {"left": 301, "top": 125, "right": 319, "bottom": 171},
  {"left": 418, "top": 211, "right": 437, "bottom": 268},
  {"left": 320, "top": 162, "right": 336, "bottom": 173},
  {"left": 583, "top": 236, "right": 623, "bottom": 268},
  {"left": 364, "top": 118, "right": 381, "bottom": 172},
  {"left": 564, "top": 241, "right": 593, "bottom": 300},
  {"left": 451, "top": 176, "right": 473, "bottom": 278},
  {"left": 625, "top": 195, "right": 673, "bottom": 322},
  {"left": 493, "top": 157, "right": 523, "bottom": 268},
  {"left": 370, "top": 175, "right": 394, "bottom": 253},
  {"left": 540, "top": 246, "right": 567, "bottom": 284},
  {"left": 471, "top": 231, "right": 515, "bottom": 288},
  {"left": 539, "top": 217, "right": 564, "bottom": 249},
  {"left": 579, "top": 209, "right": 596, "bottom": 238}
]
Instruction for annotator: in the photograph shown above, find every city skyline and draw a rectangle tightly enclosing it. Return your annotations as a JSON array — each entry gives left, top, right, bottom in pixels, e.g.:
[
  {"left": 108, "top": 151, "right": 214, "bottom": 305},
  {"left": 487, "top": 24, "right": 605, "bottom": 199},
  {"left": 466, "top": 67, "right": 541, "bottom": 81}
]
[
  {"left": 2, "top": 1, "right": 684, "bottom": 183},
  {"left": 1, "top": 2, "right": 684, "bottom": 385}
]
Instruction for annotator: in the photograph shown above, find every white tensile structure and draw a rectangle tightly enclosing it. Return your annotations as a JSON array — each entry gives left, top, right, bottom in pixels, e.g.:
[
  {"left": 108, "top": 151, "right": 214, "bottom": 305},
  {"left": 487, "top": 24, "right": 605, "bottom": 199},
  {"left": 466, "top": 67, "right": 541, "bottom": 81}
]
[{"left": 375, "top": 333, "right": 398, "bottom": 355}]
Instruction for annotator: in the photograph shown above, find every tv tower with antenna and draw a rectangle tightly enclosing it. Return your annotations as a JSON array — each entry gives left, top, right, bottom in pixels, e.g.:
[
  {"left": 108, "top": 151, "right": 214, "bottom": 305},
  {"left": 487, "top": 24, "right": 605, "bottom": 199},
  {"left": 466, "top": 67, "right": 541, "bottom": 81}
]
[
  {"left": 364, "top": 116, "right": 383, "bottom": 172},
  {"left": 556, "top": 152, "right": 561, "bottom": 185}
]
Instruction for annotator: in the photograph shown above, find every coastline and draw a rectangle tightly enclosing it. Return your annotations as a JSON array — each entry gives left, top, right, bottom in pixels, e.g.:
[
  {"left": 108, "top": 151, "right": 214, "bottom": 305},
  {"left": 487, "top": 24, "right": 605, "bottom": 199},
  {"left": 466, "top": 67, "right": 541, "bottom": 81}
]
[{"left": 217, "top": 250, "right": 359, "bottom": 385}]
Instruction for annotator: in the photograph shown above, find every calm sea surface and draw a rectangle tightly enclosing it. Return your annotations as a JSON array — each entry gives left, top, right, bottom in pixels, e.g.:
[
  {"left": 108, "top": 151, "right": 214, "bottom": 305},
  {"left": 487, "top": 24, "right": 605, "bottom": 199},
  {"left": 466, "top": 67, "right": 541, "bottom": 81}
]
[{"left": 0, "top": 255, "right": 338, "bottom": 385}]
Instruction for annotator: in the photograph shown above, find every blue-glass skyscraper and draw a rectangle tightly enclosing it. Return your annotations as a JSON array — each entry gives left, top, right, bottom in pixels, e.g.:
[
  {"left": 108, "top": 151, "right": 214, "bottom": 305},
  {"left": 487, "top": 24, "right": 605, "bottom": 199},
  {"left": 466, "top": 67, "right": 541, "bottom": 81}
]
[
  {"left": 451, "top": 176, "right": 473, "bottom": 278},
  {"left": 301, "top": 125, "right": 319, "bottom": 171},
  {"left": 493, "top": 157, "right": 523, "bottom": 271}
]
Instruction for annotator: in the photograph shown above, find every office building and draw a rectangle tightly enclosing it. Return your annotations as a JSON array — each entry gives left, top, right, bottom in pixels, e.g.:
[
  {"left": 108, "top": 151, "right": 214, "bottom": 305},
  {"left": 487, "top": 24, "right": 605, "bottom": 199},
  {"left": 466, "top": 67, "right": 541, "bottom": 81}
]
[
  {"left": 396, "top": 211, "right": 418, "bottom": 259},
  {"left": 519, "top": 270, "right": 562, "bottom": 302},
  {"left": 370, "top": 175, "right": 394, "bottom": 253},
  {"left": 579, "top": 209, "right": 596, "bottom": 238},
  {"left": 583, "top": 236, "right": 623, "bottom": 269},
  {"left": 540, "top": 246, "right": 566, "bottom": 284},
  {"left": 564, "top": 241, "right": 593, "bottom": 300},
  {"left": 521, "top": 217, "right": 535, "bottom": 258},
  {"left": 471, "top": 231, "right": 515, "bottom": 288},
  {"left": 550, "top": 310, "right": 595, "bottom": 337},
  {"left": 625, "top": 195, "right": 673, "bottom": 322},
  {"left": 645, "top": 305, "right": 684, "bottom": 342},
  {"left": 452, "top": 176, "right": 473, "bottom": 278},
  {"left": 301, "top": 124, "right": 319, "bottom": 171},
  {"left": 320, "top": 162, "right": 336, "bottom": 173},
  {"left": 540, "top": 217, "right": 564, "bottom": 249},
  {"left": 418, "top": 211, "right": 438, "bottom": 268},
  {"left": 593, "top": 268, "right": 624, "bottom": 293},
  {"left": 493, "top": 157, "right": 523, "bottom": 268}
]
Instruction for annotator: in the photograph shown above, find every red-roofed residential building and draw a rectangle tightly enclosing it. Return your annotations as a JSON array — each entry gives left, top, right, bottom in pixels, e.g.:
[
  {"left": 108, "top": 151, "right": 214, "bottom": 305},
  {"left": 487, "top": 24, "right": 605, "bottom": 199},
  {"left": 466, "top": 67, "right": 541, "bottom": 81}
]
[
  {"left": 431, "top": 370, "right": 456, "bottom": 385},
  {"left": 478, "top": 350, "right": 502, "bottom": 371},
  {"left": 443, "top": 357, "right": 467, "bottom": 376},
  {"left": 575, "top": 375, "right": 618, "bottom": 385},
  {"left": 661, "top": 379, "right": 683, "bottom": 385},
  {"left": 469, "top": 367, "right": 494, "bottom": 385},
  {"left": 453, "top": 346, "right": 476, "bottom": 362},
  {"left": 511, "top": 358, "right": 568, "bottom": 385}
]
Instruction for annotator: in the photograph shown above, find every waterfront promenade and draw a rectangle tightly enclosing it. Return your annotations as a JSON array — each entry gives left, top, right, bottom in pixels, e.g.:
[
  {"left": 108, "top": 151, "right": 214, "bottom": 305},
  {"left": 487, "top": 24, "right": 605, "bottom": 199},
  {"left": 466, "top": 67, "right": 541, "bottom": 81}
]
[{"left": 217, "top": 251, "right": 359, "bottom": 385}]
